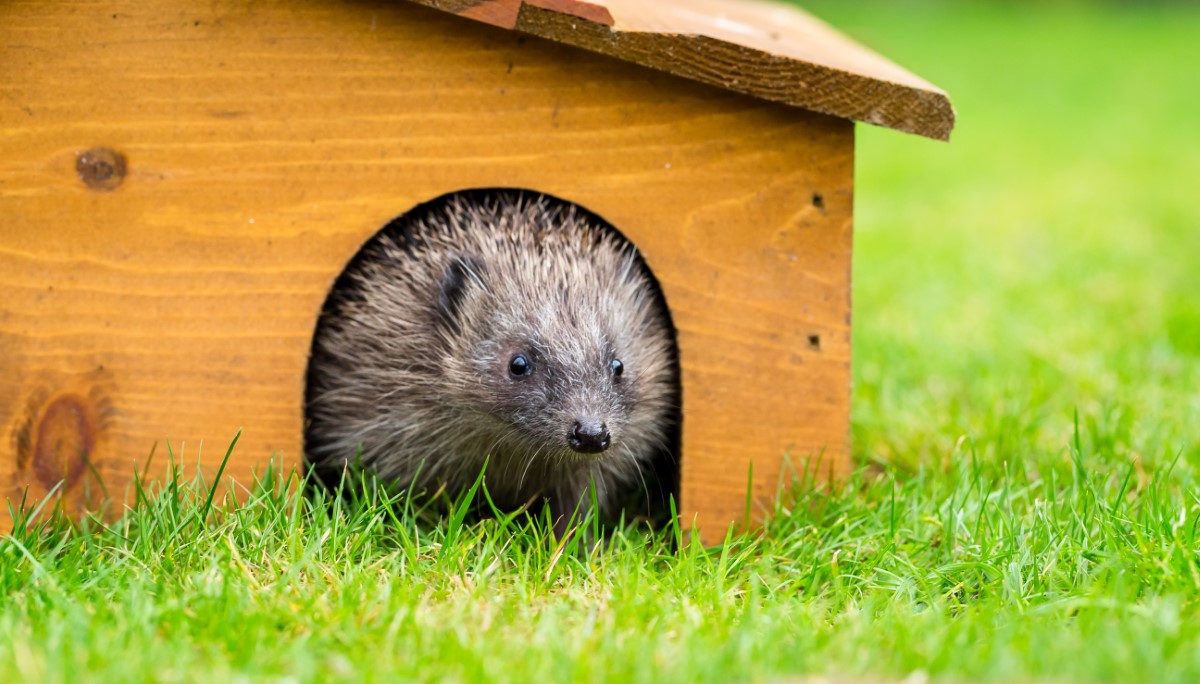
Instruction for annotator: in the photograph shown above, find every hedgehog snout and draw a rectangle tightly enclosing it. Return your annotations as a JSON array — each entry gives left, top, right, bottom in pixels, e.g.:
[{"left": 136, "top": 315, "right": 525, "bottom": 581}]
[{"left": 567, "top": 418, "right": 610, "bottom": 454}]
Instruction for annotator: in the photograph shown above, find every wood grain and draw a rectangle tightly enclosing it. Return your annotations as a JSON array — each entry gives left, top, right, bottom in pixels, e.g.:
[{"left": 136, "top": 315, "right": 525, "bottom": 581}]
[
  {"left": 0, "top": 0, "right": 852, "bottom": 543},
  {"left": 409, "top": 0, "right": 954, "bottom": 140}
]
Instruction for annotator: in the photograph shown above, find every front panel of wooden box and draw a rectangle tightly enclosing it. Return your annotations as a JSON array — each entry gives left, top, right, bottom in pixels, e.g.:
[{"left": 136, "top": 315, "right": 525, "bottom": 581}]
[{"left": 0, "top": 0, "right": 852, "bottom": 539}]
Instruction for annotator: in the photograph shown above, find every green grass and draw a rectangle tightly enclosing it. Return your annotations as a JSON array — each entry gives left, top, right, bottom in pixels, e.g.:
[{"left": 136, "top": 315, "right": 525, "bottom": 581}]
[{"left": 5, "top": 2, "right": 1200, "bottom": 682}]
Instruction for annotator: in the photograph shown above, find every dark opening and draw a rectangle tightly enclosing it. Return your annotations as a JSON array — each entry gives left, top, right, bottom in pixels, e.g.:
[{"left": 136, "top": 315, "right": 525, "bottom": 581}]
[{"left": 304, "top": 188, "right": 682, "bottom": 527}]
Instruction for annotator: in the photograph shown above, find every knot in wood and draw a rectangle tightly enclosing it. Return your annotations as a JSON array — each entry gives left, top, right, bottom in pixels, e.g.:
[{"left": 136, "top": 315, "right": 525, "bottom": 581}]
[
  {"left": 75, "top": 147, "right": 127, "bottom": 191},
  {"left": 29, "top": 394, "right": 95, "bottom": 491}
]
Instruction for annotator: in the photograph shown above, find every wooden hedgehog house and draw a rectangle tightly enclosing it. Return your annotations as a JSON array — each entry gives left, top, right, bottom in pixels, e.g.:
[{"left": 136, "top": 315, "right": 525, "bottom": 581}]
[{"left": 0, "top": 0, "right": 954, "bottom": 541}]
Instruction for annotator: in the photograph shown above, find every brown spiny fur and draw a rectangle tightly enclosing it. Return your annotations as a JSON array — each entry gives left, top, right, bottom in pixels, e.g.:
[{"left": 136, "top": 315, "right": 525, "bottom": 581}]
[{"left": 304, "top": 190, "right": 679, "bottom": 533}]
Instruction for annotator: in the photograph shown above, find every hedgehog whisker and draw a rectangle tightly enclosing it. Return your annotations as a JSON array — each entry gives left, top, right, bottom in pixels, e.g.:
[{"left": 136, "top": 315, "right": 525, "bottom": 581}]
[{"left": 625, "top": 448, "right": 651, "bottom": 513}]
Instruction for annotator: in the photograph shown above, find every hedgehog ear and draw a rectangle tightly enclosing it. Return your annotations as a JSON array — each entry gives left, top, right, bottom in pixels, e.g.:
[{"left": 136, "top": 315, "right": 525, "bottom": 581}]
[{"left": 437, "top": 255, "right": 485, "bottom": 335}]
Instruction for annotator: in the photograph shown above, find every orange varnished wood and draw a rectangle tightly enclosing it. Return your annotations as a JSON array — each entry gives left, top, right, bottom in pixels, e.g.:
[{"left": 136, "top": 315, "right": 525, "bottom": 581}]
[{"left": 0, "top": 0, "right": 851, "bottom": 542}]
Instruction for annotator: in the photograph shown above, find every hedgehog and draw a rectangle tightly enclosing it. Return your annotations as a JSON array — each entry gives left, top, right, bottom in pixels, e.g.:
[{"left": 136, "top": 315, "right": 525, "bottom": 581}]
[{"left": 304, "top": 190, "right": 680, "bottom": 536}]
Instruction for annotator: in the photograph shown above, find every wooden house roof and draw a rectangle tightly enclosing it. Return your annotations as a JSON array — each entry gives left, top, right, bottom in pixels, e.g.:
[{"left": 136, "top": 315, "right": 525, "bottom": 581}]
[{"left": 408, "top": 0, "right": 956, "bottom": 140}]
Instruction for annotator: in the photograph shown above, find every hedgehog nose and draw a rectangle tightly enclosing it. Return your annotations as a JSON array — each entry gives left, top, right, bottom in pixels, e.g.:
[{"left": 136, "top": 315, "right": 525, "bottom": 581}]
[{"left": 568, "top": 419, "right": 610, "bottom": 454}]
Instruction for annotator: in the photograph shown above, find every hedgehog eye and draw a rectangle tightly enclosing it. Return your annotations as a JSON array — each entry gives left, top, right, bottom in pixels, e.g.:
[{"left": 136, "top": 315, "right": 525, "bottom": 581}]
[
  {"left": 509, "top": 353, "right": 532, "bottom": 377},
  {"left": 609, "top": 358, "right": 624, "bottom": 378}
]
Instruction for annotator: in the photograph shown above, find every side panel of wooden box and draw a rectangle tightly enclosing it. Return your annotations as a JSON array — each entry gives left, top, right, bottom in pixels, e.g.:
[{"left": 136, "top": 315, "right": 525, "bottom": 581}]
[{"left": 0, "top": 0, "right": 851, "bottom": 540}]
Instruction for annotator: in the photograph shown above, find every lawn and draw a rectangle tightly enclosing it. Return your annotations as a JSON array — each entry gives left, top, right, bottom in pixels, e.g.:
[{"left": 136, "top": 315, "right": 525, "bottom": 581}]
[{"left": 4, "top": 2, "right": 1200, "bottom": 682}]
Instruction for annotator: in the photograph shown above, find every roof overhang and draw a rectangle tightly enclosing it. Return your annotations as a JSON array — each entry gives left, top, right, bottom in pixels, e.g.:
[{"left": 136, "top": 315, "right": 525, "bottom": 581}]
[{"left": 406, "top": 0, "right": 955, "bottom": 141}]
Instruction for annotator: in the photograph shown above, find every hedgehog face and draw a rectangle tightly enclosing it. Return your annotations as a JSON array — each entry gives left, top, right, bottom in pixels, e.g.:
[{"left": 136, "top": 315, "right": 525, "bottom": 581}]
[
  {"left": 470, "top": 316, "right": 635, "bottom": 464},
  {"left": 419, "top": 199, "right": 678, "bottom": 484},
  {"left": 434, "top": 251, "right": 647, "bottom": 465}
]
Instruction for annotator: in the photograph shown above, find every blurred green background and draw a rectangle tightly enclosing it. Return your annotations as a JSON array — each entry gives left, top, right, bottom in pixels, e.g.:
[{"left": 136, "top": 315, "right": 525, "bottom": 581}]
[{"left": 802, "top": 0, "right": 1200, "bottom": 475}]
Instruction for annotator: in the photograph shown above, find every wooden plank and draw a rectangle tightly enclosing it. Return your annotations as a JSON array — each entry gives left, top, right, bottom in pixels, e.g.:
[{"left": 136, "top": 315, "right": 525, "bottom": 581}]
[
  {"left": 0, "top": 0, "right": 851, "bottom": 542},
  {"left": 409, "top": 0, "right": 954, "bottom": 140}
]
